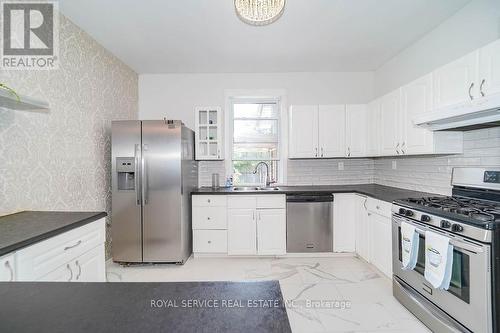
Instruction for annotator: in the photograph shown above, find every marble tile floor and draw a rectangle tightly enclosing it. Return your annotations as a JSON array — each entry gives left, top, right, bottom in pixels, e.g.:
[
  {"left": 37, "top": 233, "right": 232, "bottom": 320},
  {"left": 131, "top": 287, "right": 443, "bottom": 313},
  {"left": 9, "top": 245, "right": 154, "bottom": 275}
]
[{"left": 106, "top": 256, "right": 430, "bottom": 333}]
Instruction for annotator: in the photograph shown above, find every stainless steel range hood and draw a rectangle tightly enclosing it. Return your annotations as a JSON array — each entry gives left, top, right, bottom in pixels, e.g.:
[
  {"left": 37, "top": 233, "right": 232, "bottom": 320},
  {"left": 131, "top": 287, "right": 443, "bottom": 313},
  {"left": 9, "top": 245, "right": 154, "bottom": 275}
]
[{"left": 413, "top": 94, "right": 500, "bottom": 131}]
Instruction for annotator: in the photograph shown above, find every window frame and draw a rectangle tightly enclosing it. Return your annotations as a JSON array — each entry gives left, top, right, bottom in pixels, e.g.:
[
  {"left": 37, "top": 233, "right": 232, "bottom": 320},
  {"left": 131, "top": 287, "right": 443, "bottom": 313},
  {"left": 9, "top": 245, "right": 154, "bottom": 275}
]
[{"left": 226, "top": 95, "right": 285, "bottom": 186}]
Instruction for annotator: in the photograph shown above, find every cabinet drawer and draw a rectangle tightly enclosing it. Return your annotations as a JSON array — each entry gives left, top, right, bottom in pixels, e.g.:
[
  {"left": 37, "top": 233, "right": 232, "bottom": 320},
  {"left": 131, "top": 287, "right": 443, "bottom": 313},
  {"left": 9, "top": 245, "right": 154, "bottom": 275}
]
[
  {"left": 193, "top": 207, "right": 227, "bottom": 230},
  {"left": 256, "top": 195, "right": 286, "bottom": 209},
  {"left": 192, "top": 195, "right": 227, "bottom": 207},
  {"left": 366, "top": 197, "right": 392, "bottom": 218},
  {"left": 193, "top": 230, "right": 227, "bottom": 253},
  {"left": 16, "top": 219, "right": 105, "bottom": 281},
  {"left": 227, "top": 196, "right": 257, "bottom": 209}
]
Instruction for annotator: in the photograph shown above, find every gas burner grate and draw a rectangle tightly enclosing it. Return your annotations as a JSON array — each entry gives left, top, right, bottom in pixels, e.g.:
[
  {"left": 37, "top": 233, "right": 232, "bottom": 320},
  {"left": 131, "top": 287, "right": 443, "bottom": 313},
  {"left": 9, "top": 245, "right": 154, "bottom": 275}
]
[{"left": 401, "top": 196, "right": 500, "bottom": 223}]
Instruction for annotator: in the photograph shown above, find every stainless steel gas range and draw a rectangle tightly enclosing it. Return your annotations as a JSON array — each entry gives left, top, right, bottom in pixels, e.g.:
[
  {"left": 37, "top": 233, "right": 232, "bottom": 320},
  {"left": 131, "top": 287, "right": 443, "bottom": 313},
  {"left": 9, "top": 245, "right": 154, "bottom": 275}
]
[{"left": 392, "top": 167, "right": 500, "bottom": 333}]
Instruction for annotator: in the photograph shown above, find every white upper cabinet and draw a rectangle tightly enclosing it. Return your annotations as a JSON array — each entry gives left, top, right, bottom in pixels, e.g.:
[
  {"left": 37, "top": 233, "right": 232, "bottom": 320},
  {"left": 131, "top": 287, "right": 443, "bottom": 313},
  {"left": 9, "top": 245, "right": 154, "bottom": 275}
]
[
  {"left": 318, "top": 105, "right": 346, "bottom": 158},
  {"left": 345, "top": 104, "right": 367, "bottom": 157},
  {"left": 289, "top": 105, "right": 318, "bottom": 158},
  {"left": 195, "top": 107, "right": 224, "bottom": 160},
  {"left": 380, "top": 89, "right": 401, "bottom": 156},
  {"left": 366, "top": 100, "right": 381, "bottom": 157},
  {"left": 479, "top": 39, "right": 500, "bottom": 98},
  {"left": 401, "top": 74, "right": 434, "bottom": 155},
  {"left": 433, "top": 51, "right": 478, "bottom": 110}
]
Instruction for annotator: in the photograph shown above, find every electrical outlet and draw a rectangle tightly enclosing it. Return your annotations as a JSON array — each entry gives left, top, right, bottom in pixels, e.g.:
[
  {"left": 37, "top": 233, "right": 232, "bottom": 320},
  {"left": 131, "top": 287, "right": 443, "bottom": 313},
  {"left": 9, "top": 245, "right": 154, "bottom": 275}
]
[
  {"left": 392, "top": 160, "right": 397, "bottom": 170},
  {"left": 338, "top": 162, "right": 344, "bottom": 170}
]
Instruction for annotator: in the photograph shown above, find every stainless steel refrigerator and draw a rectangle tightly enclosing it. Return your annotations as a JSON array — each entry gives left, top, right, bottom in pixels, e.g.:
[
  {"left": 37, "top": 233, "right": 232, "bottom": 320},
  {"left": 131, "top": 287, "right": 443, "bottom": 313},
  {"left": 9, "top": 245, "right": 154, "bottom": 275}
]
[{"left": 111, "top": 120, "right": 198, "bottom": 264}]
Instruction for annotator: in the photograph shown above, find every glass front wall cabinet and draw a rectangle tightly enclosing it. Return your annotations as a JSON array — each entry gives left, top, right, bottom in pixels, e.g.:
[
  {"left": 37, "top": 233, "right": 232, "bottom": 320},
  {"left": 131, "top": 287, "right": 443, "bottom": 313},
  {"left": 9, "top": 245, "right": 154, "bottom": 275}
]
[{"left": 195, "top": 107, "right": 224, "bottom": 160}]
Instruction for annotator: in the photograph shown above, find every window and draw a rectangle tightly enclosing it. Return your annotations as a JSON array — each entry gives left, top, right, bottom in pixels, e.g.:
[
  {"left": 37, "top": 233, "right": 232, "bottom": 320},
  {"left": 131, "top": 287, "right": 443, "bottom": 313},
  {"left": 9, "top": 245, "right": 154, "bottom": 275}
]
[{"left": 230, "top": 99, "right": 280, "bottom": 185}]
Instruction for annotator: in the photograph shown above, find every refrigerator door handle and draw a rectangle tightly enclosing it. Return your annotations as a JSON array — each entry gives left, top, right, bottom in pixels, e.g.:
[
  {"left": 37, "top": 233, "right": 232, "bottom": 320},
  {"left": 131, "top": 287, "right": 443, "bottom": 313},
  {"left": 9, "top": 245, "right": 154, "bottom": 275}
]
[
  {"left": 141, "top": 144, "right": 148, "bottom": 205},
  {"left": 134, "top": 144, "right": 141, "bottom": 205}
]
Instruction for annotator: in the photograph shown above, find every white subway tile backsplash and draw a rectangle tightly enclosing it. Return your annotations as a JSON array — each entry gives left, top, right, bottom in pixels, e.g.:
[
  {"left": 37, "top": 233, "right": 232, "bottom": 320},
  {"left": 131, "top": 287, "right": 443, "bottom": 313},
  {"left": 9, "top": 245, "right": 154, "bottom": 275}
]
[{"left": 374, "top": 127, "right": 500, "bottom": 195}]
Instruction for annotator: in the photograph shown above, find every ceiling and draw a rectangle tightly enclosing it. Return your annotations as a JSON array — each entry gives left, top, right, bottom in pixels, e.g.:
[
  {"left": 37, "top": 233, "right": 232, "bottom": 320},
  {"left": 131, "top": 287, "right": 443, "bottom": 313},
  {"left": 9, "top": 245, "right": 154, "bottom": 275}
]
[{"left": 59, "top": 0, "right": 470, "bottom": 74}]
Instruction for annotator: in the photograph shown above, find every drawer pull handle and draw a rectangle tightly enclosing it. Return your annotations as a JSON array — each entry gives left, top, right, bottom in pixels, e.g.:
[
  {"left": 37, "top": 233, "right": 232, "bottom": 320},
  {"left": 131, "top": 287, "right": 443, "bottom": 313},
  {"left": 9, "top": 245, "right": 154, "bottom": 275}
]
[
  {"left": 75, "top": 260, "right": 82, "bottom": 280},
  {"left": 5, "top": 261, "right": 13, "bottom": 282},
  {"left": 67, "top": 264, "right": 73, "bottom": 281},
  {"left": 64, "top": 240, "right": 82, "bottom": 251}
]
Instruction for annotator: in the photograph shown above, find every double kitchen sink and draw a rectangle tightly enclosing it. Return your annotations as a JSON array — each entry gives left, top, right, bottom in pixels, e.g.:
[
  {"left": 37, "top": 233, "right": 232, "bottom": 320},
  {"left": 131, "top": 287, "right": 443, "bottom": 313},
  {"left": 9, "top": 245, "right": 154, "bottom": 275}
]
[{"left": 232, "top": 187, "right": 281, "bottom": 191}]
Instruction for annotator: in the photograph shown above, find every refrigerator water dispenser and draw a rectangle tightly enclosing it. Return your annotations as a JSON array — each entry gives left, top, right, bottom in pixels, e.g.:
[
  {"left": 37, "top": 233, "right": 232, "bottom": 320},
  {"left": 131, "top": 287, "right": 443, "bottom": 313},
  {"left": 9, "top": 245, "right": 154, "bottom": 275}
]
[{"left": 116, "top": 157, "right": 136, "bottom": 190}]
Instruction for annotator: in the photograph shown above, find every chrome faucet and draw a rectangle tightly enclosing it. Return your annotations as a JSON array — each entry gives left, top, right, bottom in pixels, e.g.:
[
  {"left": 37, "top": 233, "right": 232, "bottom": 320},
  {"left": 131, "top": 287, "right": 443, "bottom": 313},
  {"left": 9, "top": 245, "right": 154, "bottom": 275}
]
[{"left": 253, "top": 162, "right": 272, "bottom": 187}]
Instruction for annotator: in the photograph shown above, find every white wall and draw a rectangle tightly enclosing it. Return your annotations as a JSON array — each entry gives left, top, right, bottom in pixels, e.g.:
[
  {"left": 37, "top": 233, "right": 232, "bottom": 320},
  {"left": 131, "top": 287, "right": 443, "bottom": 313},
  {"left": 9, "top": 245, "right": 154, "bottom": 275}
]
[
  {"left": 139, "top": 72, "right": 374, "bottom": 128},
  {"left": 374, "top": 0, "right": 500, "bottom": 97}
]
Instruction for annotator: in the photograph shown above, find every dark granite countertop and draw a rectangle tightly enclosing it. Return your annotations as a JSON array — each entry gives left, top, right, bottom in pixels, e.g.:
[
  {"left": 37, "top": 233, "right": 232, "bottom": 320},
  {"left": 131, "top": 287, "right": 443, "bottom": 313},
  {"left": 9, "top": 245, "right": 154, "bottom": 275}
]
[
  {"left": 0, "top": 211, "right": 107, "bottom": 257},
  {"left": 193, "top": 184, "right": 437, "bottom": 203},
  {"left": 0, "top": 281, "right": 291, "bottom": 333}
]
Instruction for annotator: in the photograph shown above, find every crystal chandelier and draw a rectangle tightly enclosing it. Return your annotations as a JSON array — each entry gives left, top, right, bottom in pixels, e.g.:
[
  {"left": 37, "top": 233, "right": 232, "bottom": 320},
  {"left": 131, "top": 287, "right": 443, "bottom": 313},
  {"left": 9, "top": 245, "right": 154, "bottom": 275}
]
[{"left": 234, "top": 0, "right": 286, "bottom": 26}]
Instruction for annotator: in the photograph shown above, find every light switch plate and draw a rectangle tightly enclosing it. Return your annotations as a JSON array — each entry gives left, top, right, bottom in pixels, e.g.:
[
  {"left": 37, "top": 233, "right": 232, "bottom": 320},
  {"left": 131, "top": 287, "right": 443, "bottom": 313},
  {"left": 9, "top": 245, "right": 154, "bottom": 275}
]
[
  {"left": 392, "top": 160, "right": 397, "bottom": 170},
  {"left": 338, "top": 162, "right": 344, "bottom": 170}
]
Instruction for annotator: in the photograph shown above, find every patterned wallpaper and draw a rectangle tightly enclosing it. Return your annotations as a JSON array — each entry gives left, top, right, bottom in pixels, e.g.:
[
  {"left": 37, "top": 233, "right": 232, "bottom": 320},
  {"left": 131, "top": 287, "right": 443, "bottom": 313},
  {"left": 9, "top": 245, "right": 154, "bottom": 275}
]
[{"left": 0, "top": 14, "right": 138, "bottom": 257}]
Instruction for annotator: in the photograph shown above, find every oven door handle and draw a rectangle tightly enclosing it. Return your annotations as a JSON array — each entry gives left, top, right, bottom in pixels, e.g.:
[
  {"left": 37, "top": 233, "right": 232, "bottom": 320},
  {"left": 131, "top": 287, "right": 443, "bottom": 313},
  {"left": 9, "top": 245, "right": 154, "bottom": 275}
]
[{"left": 412, "top": 228, "right": 484, "bottom": 254}]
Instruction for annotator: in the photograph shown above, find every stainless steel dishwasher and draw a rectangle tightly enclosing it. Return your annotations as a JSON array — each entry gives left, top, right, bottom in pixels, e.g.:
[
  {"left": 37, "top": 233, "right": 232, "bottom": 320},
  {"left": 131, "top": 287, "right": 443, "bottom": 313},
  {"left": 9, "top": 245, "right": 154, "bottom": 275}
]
[{"left": 286, "top": 194, "right": 333, "bottom": 253}]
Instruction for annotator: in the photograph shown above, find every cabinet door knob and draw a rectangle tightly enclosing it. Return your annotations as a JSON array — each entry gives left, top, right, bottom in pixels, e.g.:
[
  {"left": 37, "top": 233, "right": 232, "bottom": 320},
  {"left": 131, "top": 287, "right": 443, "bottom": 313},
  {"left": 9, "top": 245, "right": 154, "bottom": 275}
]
[
  {"left": 480, "top": 79, "right": 486, "bottom": 97},
  {"left": 207, "top": 199, "right": 211, "bottom": 203},
  {"left": 207, "top": 217, "right": 211, "bottom": 220},
  {"left": 468, "top": 82, "right": 474, "bottom": 100},
  {"left": 207, "top": 240, "right": 212, "bottom": 244}
]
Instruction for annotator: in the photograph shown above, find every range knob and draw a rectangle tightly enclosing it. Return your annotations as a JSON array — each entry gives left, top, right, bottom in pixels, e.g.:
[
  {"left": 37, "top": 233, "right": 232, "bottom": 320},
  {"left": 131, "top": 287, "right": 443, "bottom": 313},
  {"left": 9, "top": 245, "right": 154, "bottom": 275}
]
[
  {"left": 421, "top": 215, "right": 431, "bottom": 222},
  {"left": 398, "top": 208, "right": 407, "bottom": 215},
  {"left": 405, "top": 210, "right": 414, "bottom": 217},
  {"left": 451, "top": 224, "right": 464, "bottom": 232},
  {"left": 440, "top": 220, "right": 451, "bottom": 228}
]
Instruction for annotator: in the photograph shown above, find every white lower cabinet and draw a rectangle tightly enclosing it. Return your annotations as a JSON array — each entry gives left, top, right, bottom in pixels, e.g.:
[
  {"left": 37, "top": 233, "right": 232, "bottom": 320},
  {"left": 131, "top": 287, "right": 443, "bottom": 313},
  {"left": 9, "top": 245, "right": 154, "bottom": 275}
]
[
  {"left": 368, "top": 212, "right": 392, "bottom": 278},
  {"left": 193, "top": 230, "right": 227, "bottom": 253},
  {"left": 354, "top": 195, "right": 370, "bottom": 262},
  {"left": 37, "top": 245, "right": 105, "bottom": 282},
  {"left": 228, "top": 209, "right": 257, "bottom": 255},
  {"left": 0, "top": 253, "right": 15, "bottom": 281},
  {"left": 257, "top": 209, "right": 286, "bottom": 255},
  {"left": 333, "top": 194, "right": 356, "bottom": 252},
  {"left": 1, "top": 219, "right": 106, "bottom": 282},
  {"left": 16, "top": 219, "right": 106, "bottom": 281},
  {"left": 193, "top": 195, "right": 286, "bottom": 256},
  {"left": 73, "top": 244, "right": 106, "bottom": 282},
  {"left": 364, "top": 197, "right": 393, "bottom": 278}
]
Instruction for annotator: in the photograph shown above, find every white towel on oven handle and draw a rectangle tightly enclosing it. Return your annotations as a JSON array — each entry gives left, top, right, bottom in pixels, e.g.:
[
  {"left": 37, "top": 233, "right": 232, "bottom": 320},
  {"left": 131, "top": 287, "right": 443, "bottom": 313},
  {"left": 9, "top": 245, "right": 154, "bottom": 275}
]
[
  {"left": 400, "top": 221, "right": 419, "bottom": 270},
  {"left": 424, "top": 231, "right": 453, "bottom": 290}
]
